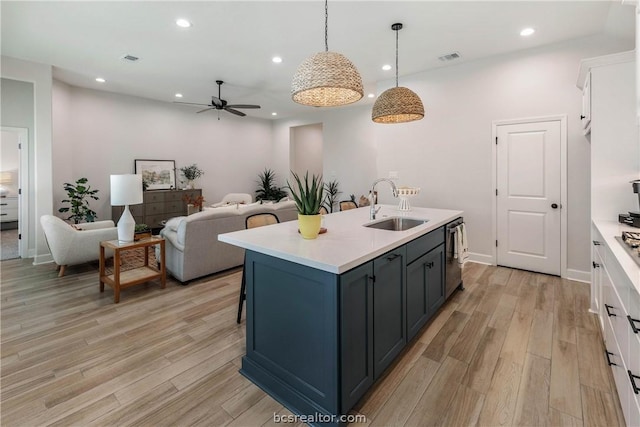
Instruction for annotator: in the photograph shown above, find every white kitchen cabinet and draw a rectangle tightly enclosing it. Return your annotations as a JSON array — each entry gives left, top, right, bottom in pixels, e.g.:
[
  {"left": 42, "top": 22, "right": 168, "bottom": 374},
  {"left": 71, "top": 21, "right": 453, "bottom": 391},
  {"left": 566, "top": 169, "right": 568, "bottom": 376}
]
[{"left": 593, "top": 221, "right": 640, "bottom": 427}]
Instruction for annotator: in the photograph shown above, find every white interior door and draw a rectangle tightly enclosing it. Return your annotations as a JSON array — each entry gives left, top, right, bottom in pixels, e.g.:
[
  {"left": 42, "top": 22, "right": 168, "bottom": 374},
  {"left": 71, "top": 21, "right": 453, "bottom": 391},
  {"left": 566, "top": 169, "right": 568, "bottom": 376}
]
[{"left": 496, "top": 120, "right": 561, "bottom": 275}]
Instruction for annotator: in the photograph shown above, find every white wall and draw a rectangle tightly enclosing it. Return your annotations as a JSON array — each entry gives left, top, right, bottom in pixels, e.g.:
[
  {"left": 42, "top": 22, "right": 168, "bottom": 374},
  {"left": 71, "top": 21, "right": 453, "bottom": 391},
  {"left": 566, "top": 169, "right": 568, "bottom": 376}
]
[
  {"left": 290, "top": 123, "right": 323, "bottom": 179},
  {"left": 1, "top": 57, "right": 53, "bottom": 262},
  {"left": 272, "top": 35, "right": 634, "bottom": 275},
  {"left": 52, "top": 83, "right": 275, "bottom": 221},
  {"left": 272, "top": 105, "right": 379, "bottom": 201}
]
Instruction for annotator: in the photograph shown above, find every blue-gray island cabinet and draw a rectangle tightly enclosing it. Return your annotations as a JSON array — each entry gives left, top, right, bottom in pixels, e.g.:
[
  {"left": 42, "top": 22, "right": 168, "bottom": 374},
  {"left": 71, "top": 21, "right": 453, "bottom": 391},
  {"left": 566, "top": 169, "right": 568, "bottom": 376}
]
[{"left": 219, "top": 206, "right": 463, "bottom": 425}]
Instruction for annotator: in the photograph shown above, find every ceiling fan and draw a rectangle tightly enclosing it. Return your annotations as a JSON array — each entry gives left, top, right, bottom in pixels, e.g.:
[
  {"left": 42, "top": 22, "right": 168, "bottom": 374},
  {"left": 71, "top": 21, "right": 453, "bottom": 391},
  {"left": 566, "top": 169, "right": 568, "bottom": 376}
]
[{"left": 175, "top": 80, "right": 260, "bottom": 118}]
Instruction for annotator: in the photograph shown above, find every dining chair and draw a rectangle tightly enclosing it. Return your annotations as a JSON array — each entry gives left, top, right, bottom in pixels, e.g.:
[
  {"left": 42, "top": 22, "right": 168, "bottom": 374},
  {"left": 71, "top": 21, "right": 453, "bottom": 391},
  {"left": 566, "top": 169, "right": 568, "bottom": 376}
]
[
  {"left": 237, "top": 212, "right": 280, "bottom": 323},
  {"left": 339, "top": 200, "right": 358, "bottom": 211}
]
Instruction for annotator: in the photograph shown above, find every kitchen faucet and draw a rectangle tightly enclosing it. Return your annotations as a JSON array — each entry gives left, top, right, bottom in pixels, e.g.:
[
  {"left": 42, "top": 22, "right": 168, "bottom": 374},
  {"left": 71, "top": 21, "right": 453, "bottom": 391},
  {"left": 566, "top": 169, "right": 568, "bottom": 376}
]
[{"left": 370, "top": 178, "right": 398, "bottom": 220}]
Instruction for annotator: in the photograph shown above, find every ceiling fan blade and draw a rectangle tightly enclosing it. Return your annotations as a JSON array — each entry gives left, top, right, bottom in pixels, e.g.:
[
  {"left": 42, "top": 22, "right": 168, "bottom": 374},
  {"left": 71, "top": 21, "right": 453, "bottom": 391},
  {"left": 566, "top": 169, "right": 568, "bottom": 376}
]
[
  {"left": 211, "top": 96, "right": 223, "bottom": 108},
  {"left": 196, "top": 107, "right": 215, "bottom": 114},
  {"left": 174, "top": 101, "right": 211, "bottom": 106},
  {"left": 225, "top": 108, "right": 246, "bottom": 117},
  {"left": 226, "top": 104, "right": 261, "bottom": 109}
]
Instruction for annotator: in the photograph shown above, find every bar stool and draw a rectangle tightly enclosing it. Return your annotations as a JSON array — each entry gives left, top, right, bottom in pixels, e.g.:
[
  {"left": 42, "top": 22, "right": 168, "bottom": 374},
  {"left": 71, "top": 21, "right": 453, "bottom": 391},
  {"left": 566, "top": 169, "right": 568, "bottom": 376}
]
[{"left": 237, "top": 212, "right": 280, "bottom": 323}]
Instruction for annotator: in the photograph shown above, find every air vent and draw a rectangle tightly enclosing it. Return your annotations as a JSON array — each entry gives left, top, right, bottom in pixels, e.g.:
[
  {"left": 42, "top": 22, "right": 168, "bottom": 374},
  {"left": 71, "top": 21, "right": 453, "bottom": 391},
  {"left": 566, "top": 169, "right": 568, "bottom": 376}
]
[
  {"left": 438, "top": 52, "right": 461, "bottom": 62},
  {"left": 122, "top": 55, "right": 139, "bottom": 62}
]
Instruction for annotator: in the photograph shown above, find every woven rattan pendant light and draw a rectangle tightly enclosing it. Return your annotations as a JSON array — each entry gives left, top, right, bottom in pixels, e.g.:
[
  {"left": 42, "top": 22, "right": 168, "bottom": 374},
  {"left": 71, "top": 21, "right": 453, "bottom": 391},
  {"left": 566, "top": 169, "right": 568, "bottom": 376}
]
[
  {"left": 372, "top": 23, "right": 424, "bottom": 124},
  {"left": 291, "top": 0, "right": 363, "bottom": 107}
]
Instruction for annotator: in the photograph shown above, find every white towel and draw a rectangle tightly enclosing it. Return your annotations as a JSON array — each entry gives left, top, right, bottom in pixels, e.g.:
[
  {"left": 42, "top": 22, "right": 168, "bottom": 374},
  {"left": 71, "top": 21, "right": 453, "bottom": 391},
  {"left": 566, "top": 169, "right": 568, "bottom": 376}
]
[{"left": 455, "top": 223, "right": 469, "bottom": 265}]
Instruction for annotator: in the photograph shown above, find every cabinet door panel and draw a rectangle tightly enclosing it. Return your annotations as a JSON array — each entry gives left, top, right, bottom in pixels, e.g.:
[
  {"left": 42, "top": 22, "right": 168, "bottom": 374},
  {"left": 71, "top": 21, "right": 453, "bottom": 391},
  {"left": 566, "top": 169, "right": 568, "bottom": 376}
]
[
  {"left": 426, "top": 245, "right": 445, "bottom": 318},
  {"left": 373, "top": 247, "right": 406, "bottom": 379},
  {"left": 407, "top": 256, "right": 428, "bottom": 341},
  {"left": 340, "top": 262, "right": 373, "bottom": 412}
]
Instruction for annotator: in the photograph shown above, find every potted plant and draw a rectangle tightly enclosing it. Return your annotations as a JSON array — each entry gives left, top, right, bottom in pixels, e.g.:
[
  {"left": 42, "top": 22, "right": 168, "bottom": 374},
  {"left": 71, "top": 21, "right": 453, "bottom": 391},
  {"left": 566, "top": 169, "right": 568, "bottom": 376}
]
[
  {"left": 323, "top": 179, "right": 341, "bottom": 213},
  {"left": 179, "top": 164, "right": 204, "bottom": 189},
  {"left": 255, "top": 168, "right": 288, "bottom": 202},
  {"left": 134, "top": 223, "right": 151, "bottom": 240},
  {"left": 287, "top": 171, "right": 324, "bottom": 239},
  {"left": 58, "top": 177, "right": 99, "bottom": 224}
]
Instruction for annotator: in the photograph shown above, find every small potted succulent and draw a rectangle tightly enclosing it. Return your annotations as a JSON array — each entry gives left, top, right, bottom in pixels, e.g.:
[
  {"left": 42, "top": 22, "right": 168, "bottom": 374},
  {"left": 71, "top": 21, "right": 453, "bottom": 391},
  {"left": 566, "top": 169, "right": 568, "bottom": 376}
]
[{"left": 287, "top": 171, "right": 324, "bottom": 239}]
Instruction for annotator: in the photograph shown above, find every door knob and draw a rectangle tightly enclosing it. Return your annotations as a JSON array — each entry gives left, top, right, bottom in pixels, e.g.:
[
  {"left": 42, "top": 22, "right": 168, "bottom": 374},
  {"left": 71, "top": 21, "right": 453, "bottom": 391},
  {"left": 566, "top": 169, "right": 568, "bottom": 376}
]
[
  {"left": 580, "top": 115, "right": 586, "bottom": 120},
  {"left": 551, "top": 203, "right": 558, "bottom": 209}
]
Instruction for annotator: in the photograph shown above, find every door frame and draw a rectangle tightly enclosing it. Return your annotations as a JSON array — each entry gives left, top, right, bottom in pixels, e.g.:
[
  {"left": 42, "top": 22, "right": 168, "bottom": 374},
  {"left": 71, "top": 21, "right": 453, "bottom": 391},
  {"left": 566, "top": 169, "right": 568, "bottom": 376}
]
[
  {"left": 491, "top": 115, "right": 568, "bottom": 277},
  {"left": 1, "top": 126, "right": 29, "bottom": 259}
]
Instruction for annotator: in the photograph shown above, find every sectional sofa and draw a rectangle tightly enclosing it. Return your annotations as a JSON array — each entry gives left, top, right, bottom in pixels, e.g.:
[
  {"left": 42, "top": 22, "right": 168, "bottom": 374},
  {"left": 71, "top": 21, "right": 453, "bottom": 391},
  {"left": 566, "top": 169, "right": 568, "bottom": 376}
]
[{"left": 158, "top": 201, "right": 298, "bottom": 283}]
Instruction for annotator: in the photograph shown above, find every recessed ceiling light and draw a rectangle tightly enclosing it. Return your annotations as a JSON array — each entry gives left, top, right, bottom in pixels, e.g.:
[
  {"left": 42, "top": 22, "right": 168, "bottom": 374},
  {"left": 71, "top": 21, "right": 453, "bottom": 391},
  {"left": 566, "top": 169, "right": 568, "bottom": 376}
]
[
  {"left": 271, "top": 112, "right": 278, "bottom": 116},
  {"left": 272, "top": 56, "right": 282, "bottom": 64},
  {"left": 95, "top": 77, "right": 106, "bottom": 83},
  {"left": 520, "top": 28, "right": 535, "bottom": 37},
  {"left": 175, "top": 93, "right": 183, "bottom": 98},
  {"left": 176, "top": 18, "right": 192, "bottom": 28},
  {"left": 382, "top": 64, "right": 392, "bottom": 71},
  {"left": 368, "top": 93, "right": 375, "bottom": 98}
]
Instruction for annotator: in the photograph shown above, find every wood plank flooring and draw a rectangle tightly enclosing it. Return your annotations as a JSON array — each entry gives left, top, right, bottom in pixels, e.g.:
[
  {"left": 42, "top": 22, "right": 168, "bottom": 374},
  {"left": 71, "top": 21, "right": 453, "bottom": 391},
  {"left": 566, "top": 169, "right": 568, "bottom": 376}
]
[{"left": 0, "top": 259, "right": 624, "bottom": 426}]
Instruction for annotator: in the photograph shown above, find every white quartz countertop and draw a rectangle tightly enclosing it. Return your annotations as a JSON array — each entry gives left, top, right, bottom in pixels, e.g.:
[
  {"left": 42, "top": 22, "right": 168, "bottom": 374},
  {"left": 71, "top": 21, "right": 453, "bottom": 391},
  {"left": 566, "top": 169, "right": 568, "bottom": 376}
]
[
  {"left": 218, "top": 205, "right": 463, "bottom": 274},
  {"left": 592, "top": 220, "right": 640, "bottom": 294}
]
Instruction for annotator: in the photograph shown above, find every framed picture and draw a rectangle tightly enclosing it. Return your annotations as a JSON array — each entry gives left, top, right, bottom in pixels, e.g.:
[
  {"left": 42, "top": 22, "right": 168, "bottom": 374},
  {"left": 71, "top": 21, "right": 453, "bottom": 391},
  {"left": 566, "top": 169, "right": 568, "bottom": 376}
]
[{"left": 134, "top": 159, "right": 176, "bottom": 190}]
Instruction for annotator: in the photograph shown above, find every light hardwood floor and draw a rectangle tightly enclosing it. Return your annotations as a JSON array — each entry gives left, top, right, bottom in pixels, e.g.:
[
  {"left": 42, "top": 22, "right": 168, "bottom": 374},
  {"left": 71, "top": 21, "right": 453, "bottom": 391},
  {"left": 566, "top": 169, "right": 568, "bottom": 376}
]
[{"left": 0, "top": 259, "right": 624, "bottom": 426}]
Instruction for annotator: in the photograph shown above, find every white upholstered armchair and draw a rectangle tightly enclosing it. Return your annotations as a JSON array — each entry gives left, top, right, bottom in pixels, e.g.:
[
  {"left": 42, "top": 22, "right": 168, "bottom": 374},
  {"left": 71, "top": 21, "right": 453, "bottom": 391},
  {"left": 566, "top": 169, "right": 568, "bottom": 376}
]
[{"left": 40, "top": 215, "right": 118, "bottom": 277}]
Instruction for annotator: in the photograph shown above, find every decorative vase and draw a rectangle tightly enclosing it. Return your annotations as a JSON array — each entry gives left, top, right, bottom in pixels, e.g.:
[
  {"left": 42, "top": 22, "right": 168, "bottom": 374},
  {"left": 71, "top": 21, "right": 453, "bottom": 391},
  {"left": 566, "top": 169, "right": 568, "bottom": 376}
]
[
  {"left": 298, "top": 213, "right": 322, "bottom": 239},
  {"left": 187, "top": 203, "right": 199, "bottom": 215},
  {"left": 187, "top": 180, "right": 195, "bottom": 189}
]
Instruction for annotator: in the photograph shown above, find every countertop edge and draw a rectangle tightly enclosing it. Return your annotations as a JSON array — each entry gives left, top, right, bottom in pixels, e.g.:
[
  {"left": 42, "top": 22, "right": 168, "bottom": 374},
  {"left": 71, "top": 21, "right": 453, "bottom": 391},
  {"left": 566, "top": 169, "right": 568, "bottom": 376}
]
[{"left": 219, "top": 207, "right": 463, "bottom": 274}]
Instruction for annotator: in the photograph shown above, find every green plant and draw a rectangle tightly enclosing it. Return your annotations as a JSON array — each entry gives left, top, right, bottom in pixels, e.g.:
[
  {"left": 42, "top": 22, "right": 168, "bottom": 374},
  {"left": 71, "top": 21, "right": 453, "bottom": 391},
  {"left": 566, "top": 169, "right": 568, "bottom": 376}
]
[
  {"left": 58, "top": 177, "right": 99, "bottom": 224},
  {"left": 180, "top": 164, "right": 204, "bottom": 181},
  {"left": 323, "top": 179, "right": 341, "bottom": 213},
  {"left": 255, "top": 168, "right": 288, "bottom": 201},
  {"left": 134, "top": 223, "right": 150, "bottom": 233},
  {"left": 287, "top": 171, "right": 324, "bottom": 215}
]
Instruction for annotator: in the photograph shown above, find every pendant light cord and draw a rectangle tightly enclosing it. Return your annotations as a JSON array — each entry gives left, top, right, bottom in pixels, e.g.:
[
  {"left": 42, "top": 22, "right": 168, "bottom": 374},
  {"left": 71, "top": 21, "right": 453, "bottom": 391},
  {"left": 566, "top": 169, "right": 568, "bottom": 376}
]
[
  {"left": 324, "top": 0, "right": 329, "bottom": 52},
  {"left": 395, "top": 27, "right": 399, "bottom": 87}
]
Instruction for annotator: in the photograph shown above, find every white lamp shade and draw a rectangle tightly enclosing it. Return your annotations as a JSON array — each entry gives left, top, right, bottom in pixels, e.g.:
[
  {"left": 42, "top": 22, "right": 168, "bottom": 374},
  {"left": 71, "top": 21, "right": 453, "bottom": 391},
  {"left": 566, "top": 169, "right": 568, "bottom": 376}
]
[{"left": 110, "top": 174, "right": 143, "bottom": 206}]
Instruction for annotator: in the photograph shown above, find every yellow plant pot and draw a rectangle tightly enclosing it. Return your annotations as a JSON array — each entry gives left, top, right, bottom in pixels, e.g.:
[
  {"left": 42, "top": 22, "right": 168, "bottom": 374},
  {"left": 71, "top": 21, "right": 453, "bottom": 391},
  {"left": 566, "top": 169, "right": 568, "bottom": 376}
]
[{"left": 298, "top": 213, "right": 322, "bottom": 239}]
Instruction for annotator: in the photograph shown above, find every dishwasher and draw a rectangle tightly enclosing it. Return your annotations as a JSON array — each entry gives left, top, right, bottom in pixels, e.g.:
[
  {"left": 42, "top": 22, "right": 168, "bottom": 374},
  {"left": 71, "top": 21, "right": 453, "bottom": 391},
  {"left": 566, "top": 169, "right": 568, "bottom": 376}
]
[{"left": 445, "top": 217, "right": 465, "bottom": 299}]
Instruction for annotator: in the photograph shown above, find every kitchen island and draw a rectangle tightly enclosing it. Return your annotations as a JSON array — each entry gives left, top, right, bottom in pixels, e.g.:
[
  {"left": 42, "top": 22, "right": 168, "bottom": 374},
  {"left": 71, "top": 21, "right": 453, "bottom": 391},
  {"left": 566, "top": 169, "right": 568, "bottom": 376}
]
[{"left": 219, "top": 205, "right": 463, "bottom": 426}]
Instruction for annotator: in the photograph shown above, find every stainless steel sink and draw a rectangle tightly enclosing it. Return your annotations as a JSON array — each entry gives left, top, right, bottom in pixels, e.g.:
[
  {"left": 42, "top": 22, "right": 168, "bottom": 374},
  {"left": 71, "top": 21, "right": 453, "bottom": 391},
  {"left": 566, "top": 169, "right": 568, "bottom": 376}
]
[{"left": 364, "top": 217, "right": 428, "bottom": 231}]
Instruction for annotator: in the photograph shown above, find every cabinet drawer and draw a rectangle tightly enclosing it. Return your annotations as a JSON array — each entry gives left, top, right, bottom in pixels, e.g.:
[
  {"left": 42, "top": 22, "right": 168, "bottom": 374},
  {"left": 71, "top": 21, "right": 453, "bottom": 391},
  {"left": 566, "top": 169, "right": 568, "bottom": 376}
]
[
  {"left": 0, "top": 206, "right": 18, "bottom": 221},
  {"left": 143, "top": 191, "right": 165, "bottom": 203},
  {"left": 165, "top": 191, "right": 185, "bottom": 202},
  {"left": 406, "top": 227, "right": 444, "bottom": 265},
  {"left": 0, "top": 198, "right": 18, "bottom": 209},
  {"left": 145, "top": 202, "right": 165, "bottom": 215},
  {"left": 164, "top": 201, "right": 186, "bottom": 214}
]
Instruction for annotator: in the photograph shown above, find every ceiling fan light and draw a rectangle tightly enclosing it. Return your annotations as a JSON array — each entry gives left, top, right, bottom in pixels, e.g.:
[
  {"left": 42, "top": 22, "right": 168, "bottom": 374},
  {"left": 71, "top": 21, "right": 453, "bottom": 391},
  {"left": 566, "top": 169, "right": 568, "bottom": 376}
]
[
  {"left": 291, "top": 51, "right": 363, "bottom": 107},
  {"left": 372, "top": 87, "right": 424, "bottom": 124}
]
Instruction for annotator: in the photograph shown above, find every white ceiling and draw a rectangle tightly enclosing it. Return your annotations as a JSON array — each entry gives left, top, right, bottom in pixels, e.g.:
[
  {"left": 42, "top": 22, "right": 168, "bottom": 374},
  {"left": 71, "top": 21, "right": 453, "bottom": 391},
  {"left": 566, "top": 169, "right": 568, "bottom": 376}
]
[{"left": 1, "top": 1, "right": 635, "bottom": 120}]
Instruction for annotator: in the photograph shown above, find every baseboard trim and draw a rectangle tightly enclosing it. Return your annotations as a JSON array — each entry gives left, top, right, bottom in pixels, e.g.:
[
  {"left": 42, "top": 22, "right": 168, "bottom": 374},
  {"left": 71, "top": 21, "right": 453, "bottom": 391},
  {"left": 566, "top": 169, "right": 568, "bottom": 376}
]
[
  {"left": 33, "top": 254, "right": 53, "bottom": 265},
  {"left": 565, "top": 268, "right": 591, "bottom": 283},
  {"left": 468, "top": 252, "right": 493, "bottom": 265}
]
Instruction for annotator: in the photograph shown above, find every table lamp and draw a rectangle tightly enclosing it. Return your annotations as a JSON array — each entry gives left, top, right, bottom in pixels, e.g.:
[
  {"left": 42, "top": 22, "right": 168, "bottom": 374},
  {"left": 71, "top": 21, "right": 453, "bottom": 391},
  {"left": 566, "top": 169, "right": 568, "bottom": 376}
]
[
  {"left": 0, "top": 171, "right": 13, "bottom": 197},
  {"left": 110, "top": 174, "right": 143, "bottom": 242}
]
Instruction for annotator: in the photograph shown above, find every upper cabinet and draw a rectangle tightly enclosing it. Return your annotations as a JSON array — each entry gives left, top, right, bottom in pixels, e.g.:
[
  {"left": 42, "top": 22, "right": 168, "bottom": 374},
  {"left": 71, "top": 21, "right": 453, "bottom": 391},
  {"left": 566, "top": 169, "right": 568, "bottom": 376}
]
[{"left": 578, "top": 51, "right": 639, "bottom": 221}]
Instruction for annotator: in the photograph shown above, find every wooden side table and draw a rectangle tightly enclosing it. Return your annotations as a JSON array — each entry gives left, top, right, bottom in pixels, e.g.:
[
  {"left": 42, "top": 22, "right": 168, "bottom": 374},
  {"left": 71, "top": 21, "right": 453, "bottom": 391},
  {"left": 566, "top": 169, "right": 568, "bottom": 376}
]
[{"left": 99, "top": 236, "right": 166, "bottom": 303}]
